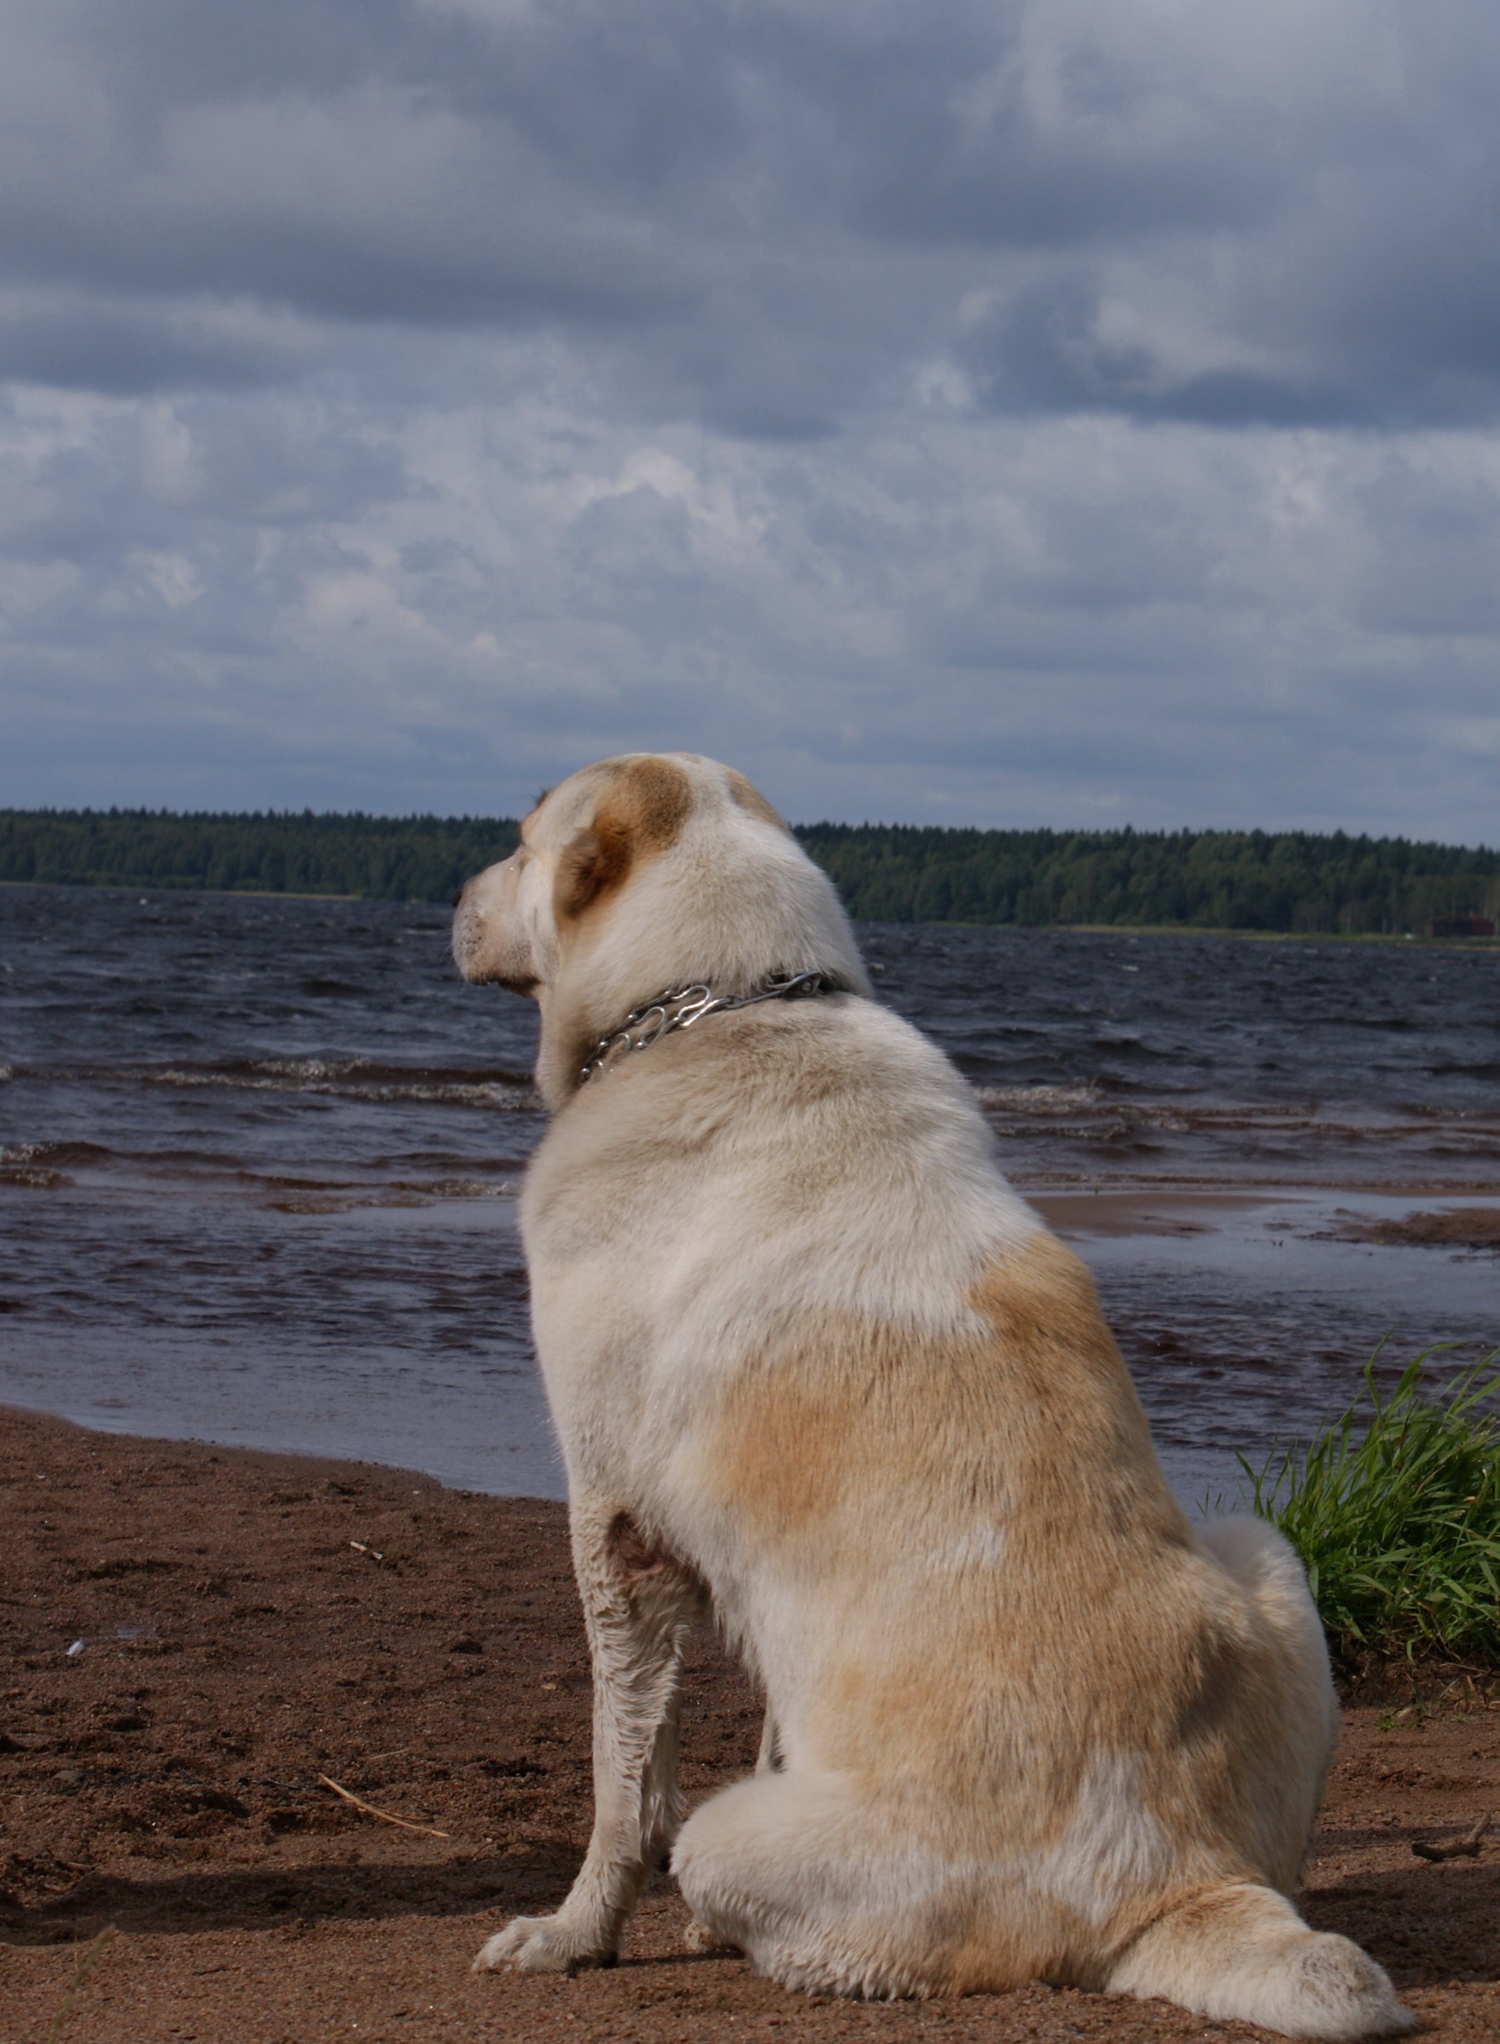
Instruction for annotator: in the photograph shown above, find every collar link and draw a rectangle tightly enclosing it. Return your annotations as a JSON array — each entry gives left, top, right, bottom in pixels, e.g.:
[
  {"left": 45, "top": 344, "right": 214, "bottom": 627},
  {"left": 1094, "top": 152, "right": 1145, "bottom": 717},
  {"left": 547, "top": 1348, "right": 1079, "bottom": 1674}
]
[{"left": 579, "top": 969, "right": 844, "bottom": 1085}]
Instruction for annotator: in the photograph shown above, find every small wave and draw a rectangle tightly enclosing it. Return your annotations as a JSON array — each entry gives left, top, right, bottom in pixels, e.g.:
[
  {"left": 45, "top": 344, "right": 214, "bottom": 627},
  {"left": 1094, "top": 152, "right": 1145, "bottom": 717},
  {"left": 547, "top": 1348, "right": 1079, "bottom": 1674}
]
[
  {"left": 9, "top": 1056, "right": 538, "bottom": 1100},
  {"left": 2, "top": 1140, "right": 113, "bottom": 1168},
  {"left": 253, "top": 1169, "right": 519, "bottom": 1198},
  {"left": 140, "top": 1062, "right": 542, "bottom": 1110},
  {"left": 2, "top": 1138, "right": 92, "bottom": 1186},
  {"left": 264, "top": 1175, "right": 521, "bottom": 1214},
  {"left": 0, "top": 1164, "right": 68, "bottom": 1189},
  {"left": 247, "top": 1057, "right": 362, "bottom": 1081},
  {"left": 974, "top": 1085, "right": 1102, "bottom": 1113},
  {"left": 240, "top": 1056, "right": 535, "bottom": 1089},
  {"left": 268, "top": 1191, "right": 427, "bottom": 1214}
]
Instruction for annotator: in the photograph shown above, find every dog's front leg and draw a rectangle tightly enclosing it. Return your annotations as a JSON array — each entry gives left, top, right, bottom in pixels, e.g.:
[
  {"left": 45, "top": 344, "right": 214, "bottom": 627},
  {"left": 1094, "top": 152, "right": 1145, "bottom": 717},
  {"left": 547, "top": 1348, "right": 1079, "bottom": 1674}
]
[{"left": 475, "top": 1498, "right": 699, "bottom": 1976}]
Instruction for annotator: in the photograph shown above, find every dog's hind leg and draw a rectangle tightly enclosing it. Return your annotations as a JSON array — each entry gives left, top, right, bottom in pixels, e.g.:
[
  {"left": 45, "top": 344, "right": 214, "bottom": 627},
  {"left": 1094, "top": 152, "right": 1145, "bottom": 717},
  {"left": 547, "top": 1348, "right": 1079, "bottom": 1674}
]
[
  {"left": 1108, "top": 1883, "right": 1413, "bottom": 2040},
  {"left": 1197, "top": 1513, "right": 1340, "bottom": 1893},
  {"left": 1102, "top": 1522, "right": 1411, "bottom": 2036},
  {"left": 680, "top": 1704, "right": 783, "bottom": 1959},
  {"left": 475, "top": 1496, "right": 702, "bottom": 1975},
  {"left": 674, "top": 1769, "right": 958, "bottom": 1999}
]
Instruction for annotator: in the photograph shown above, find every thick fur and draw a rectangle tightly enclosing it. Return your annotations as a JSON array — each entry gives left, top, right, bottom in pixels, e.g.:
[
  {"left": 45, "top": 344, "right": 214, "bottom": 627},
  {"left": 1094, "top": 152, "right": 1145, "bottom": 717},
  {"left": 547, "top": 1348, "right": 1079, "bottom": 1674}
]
[{"left": 454, "top": 753, "right": 1411, "bottom": 2040}]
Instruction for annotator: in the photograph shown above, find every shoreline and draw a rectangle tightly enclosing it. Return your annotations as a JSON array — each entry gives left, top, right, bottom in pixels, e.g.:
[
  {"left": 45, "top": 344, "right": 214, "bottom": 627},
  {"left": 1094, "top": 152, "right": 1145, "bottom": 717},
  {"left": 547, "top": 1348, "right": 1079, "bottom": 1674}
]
[
  {"left": 2, "top": 1404, "right": 1498, "bottom": 2041},
  {"left": 3, "top": 1182, "right": 1494, "bottom": 1510},
  {"left": 5, "top": 876, "right": 1498, "bottom": 944}
]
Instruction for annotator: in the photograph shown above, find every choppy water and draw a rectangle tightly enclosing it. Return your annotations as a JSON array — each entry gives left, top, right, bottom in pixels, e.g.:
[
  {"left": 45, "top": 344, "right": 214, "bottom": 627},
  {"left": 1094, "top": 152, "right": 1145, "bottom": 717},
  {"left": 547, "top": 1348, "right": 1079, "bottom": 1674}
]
[{"left": 2, "top": 886, "right": 1496, "bottom": 1503}]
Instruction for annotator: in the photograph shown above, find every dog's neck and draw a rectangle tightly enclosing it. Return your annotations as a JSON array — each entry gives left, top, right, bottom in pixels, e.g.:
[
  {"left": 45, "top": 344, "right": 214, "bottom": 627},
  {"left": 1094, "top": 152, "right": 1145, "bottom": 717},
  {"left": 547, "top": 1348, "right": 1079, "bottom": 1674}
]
[
  {"left": 578, "top": 971, "right": 845, "bottom": 1087},
  {"left": 535, "top": 969, "right": 848, "bottom": 1107}
]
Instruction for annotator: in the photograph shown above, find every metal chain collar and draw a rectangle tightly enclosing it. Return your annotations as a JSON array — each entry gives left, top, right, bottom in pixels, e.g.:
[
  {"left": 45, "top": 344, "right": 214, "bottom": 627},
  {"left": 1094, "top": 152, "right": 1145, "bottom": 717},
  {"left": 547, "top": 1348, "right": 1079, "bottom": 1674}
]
[{"left": 578, "top": 969, "right": 842, "bottom": 1085}]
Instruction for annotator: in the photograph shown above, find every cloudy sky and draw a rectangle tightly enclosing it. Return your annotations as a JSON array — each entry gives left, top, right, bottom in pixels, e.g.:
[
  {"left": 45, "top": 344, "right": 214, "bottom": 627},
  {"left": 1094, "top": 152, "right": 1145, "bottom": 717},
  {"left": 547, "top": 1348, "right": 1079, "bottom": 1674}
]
[{"left": 2, "top": 0, "right": 1498, "bottom": 836}]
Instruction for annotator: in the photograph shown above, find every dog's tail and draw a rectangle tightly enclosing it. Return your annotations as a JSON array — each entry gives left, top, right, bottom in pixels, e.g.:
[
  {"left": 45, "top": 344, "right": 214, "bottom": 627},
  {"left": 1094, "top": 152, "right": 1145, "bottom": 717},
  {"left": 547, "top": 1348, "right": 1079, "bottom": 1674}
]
[{"left": 1107, "top": 1882, "right": 1413, "bottom": 2041}]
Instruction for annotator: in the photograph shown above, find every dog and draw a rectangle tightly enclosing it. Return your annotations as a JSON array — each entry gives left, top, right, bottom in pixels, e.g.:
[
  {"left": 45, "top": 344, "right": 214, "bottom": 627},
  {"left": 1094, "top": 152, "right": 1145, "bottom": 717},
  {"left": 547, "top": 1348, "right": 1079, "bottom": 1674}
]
[{"left": 452, "top": 751, "right": 1411, "bottom": 2040}]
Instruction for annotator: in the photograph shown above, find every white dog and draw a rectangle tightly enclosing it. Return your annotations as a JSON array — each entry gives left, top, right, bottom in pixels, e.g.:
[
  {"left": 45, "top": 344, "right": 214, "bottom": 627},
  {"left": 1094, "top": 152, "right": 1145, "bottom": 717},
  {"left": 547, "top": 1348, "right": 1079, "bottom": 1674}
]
[{"left": 453, "top": 752, "right": 1410, "bottom": 2040}]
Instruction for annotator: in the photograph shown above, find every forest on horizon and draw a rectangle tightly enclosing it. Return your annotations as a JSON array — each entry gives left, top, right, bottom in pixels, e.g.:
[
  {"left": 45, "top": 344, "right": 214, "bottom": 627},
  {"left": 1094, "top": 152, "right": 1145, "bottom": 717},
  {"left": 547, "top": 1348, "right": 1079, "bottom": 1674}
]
[{"left": 1, "top": 806, "right": 1497, "bottom": 937}]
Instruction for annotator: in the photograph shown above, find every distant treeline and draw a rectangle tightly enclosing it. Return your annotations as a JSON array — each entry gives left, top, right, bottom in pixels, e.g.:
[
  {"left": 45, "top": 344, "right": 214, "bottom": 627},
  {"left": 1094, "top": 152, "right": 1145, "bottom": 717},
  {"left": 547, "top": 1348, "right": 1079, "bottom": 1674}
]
[
  {"left": 795, "top": 823, "right": 1500, "bottom": 935},
  {"left": 0, "top": 810, "right": 519, "bottom": 906},
  {"left": 2, "top": 808, "right": 1498, "bottom": 935}
]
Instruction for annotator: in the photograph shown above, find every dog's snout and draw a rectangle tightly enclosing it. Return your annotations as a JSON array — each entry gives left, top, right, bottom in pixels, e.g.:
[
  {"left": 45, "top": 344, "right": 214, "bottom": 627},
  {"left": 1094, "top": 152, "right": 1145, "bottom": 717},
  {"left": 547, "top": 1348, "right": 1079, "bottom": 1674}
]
[{"left": 451, "top": 860, "right": 538, "bottom": 993}]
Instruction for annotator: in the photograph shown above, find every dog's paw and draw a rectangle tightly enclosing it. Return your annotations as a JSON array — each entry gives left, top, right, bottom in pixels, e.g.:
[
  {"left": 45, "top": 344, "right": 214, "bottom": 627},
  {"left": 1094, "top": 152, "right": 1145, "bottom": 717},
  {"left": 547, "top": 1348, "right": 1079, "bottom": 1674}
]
[{"left": 472, "top": 1913, "right": 617, "bottom": 1976}]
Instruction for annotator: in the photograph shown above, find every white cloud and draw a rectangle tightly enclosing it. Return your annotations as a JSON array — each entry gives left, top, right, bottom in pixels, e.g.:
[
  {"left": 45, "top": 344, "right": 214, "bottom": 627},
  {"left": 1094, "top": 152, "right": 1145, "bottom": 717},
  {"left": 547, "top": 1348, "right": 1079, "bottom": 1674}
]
[{"left": 132, "top": 549, "right": 202, "bottom": 607}]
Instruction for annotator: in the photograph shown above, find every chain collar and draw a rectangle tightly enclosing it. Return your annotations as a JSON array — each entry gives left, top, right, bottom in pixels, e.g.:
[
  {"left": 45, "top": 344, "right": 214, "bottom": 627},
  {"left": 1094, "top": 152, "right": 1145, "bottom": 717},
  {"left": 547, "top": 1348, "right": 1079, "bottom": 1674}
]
[{"left": 579, "top": 969, "right": 843, "bottom": 1085}]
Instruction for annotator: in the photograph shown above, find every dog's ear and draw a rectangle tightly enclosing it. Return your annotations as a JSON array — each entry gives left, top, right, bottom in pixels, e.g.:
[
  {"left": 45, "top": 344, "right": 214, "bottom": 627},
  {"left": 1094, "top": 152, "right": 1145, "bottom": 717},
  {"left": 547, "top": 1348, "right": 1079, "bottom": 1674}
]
[
  {"left": 554, "top": 757, "right": 693, "bottom": 919},
  {"left": 554, "top": 819, "right": 631, "bottom": 918},
  {"left": 725, "top": 768, "right": 787, "bottom": 831}
]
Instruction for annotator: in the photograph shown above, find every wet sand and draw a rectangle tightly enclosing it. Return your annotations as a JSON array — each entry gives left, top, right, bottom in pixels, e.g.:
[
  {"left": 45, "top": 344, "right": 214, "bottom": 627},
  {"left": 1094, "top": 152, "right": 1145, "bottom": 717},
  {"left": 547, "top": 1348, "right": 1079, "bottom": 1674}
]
[
  {"left": 1321, "top": 1207, "right": 1500, "bottom": 1250},
  {"left": 1034, "top": 1187, "right": 1500, "bottom": 1243},
  {"left": 3, "top": 1406, "right": 1499, "bottom": 2043}
]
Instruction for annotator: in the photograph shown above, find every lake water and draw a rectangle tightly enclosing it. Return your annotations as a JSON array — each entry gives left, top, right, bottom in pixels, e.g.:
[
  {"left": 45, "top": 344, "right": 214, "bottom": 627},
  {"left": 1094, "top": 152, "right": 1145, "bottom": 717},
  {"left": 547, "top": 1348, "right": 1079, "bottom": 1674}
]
[{"left": 2, "top": 885, "right": 1496, "bottom": 1506}]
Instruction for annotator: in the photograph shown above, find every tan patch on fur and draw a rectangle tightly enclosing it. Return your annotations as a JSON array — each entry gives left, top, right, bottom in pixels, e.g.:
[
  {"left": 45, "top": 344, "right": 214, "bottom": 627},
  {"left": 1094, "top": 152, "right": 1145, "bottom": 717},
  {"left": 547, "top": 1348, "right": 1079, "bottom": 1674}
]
[
  {"left": 705, "top": 1375, "right": 859, "bottom": 1536},
  {"left": 710, "top": 1235, "right": 1176, "bottom": 1549},
  {"left": 554, "top": 756, "right": 693, "bottom": 919},
  {"left": 700, "top": 1233, "right": 1294, "bottom": 1876},
  {"left": 725, "top": 768, "right": 787, "bottom": 831}
]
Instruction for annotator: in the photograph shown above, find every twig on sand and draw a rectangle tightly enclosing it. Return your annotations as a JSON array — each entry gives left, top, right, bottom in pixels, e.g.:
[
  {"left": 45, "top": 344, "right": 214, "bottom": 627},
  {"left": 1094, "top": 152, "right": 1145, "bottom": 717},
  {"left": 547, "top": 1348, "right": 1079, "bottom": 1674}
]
[
  {"left": 316, "top": 1773, "right": 450, "bottom": 1838},
  {"left": 45, "top": 1924, "right": 116, "bottom": 2044},
  {"left": 1411, "top": 1811, "right": 1492, "bottom": 1861}
]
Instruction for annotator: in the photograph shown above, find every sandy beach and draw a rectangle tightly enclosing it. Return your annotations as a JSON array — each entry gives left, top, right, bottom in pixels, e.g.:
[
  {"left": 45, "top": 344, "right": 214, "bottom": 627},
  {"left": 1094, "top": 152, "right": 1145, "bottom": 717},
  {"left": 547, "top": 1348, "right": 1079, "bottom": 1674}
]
[{"left": 3, "top": 1405, "right": 1499, "bottom": 2044}]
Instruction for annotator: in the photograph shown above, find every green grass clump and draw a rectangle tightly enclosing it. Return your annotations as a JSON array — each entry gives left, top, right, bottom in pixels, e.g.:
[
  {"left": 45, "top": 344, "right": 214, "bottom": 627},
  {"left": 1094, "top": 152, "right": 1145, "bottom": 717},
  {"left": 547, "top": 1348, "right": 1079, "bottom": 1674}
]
[{"left": 1243, "top": 1347, "right": 1500, "bottom": 1668}]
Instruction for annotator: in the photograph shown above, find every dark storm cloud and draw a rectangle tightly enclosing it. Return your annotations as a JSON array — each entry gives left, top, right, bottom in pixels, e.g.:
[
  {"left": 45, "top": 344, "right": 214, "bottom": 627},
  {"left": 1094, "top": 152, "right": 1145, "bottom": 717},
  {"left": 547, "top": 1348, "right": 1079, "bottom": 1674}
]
[
  {"left": 1, "top": 0, "right": 1496, "bottom": 428},
  {"left": 3, "top": 0, "right": 1500, "bottom": 838},
  {"left": 0, "top": 294, "right": 328, "bottom": 395}
]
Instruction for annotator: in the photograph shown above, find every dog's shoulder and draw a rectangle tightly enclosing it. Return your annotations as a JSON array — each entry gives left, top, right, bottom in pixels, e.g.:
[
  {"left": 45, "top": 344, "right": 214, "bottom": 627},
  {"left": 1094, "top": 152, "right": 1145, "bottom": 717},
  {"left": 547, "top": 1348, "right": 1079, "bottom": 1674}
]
[{"left": 524, "top": 990, "right": 1046, "bottom": 1355}]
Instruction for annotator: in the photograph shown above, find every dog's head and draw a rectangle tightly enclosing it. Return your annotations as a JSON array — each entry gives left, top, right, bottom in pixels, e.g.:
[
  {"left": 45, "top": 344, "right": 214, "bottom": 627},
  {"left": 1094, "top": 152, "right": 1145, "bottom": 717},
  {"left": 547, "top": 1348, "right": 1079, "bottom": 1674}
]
[{"left": 453, "top": 752, "right": 869, "bottom": 1100}]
